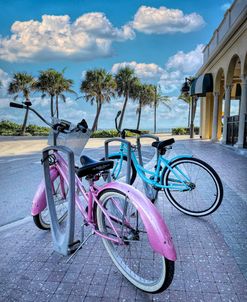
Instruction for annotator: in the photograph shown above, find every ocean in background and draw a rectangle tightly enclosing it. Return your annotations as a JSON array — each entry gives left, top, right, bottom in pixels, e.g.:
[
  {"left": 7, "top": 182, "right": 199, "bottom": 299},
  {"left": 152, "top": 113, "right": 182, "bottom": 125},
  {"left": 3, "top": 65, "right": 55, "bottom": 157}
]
[
  {"left": 142, "top": 127, "right": 172, "bottom": 133},
  {"left": 98, "top": 127, "right": 172, "bottom": 133}
]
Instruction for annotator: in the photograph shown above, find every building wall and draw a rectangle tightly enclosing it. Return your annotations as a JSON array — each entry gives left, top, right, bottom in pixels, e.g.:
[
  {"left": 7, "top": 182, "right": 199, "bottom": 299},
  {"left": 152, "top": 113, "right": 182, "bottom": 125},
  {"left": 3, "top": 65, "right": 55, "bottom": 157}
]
[{"left": 199, "top": 20, "right": 247, "bottom": 140}]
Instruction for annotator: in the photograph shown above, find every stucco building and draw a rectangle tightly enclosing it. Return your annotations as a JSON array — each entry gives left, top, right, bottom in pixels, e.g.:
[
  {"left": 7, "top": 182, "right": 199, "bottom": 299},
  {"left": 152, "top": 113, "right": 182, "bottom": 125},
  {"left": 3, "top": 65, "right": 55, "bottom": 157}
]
[{"left": 192, "top": 0, "right": 247, "bottom": 149}]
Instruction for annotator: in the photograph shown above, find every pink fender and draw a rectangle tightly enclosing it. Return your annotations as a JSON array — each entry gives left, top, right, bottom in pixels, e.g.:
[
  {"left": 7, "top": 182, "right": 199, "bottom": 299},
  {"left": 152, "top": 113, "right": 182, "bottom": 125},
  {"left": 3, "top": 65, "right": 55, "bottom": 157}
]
[
  {"left": 97, "top": 181, "right": 177, "bottom": 261},
  {"left": 31, "top": 167, "right": 59, "bottom": 216}
]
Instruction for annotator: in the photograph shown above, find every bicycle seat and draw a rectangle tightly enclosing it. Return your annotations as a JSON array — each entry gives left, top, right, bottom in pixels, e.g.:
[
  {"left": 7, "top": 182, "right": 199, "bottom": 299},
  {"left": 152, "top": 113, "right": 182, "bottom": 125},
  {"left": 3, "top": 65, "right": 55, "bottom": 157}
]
[
  {"left": 152, "top": 138, "right": 175, "bottom": 150},
  {"left": 77, "top": 155, "right": 114, "bottom": 177}
]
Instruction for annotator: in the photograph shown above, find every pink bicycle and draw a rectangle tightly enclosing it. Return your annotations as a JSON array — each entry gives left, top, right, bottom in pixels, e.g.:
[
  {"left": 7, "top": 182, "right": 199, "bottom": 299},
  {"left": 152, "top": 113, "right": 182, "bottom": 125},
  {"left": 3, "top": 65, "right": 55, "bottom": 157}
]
[{"left": 10, "top": 102, "right": 176, "bottom": 293}]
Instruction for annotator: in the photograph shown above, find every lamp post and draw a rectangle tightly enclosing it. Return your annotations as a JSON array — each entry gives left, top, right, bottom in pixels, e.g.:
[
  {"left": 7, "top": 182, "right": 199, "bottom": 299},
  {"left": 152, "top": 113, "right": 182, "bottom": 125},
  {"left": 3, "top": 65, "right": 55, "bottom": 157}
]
[{"left": 180, "top": 78, "right": 197, "bottom": 139}]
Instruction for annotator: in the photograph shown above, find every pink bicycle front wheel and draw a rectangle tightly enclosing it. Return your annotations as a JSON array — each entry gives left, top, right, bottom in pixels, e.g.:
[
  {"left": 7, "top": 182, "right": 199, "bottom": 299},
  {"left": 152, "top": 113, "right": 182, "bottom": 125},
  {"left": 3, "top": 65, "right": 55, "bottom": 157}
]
[{"left": 96, "top": 188, "right": 174, "bottom": 293}]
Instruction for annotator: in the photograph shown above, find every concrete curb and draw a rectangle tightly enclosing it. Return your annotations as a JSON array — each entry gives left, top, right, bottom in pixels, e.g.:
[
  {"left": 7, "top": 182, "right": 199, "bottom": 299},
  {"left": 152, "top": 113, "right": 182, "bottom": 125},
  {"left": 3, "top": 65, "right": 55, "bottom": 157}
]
[{"left": 0, "top": 215, "right": 32, "bottom": 232}]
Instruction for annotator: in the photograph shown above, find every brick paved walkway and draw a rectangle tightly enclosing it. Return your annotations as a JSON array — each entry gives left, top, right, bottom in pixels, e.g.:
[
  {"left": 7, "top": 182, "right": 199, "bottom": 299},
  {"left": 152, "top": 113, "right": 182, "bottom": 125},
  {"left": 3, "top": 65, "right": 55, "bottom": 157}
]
[{"left": 0, "top": 140, "right": 246, "bottom": 301}]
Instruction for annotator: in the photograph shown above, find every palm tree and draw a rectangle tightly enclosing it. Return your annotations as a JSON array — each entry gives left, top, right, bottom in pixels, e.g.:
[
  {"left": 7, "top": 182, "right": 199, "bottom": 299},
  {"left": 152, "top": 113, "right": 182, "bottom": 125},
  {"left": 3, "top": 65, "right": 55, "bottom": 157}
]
[
  {"left": 133, "top": 83, "right": 155, "bottom": 130},
  {"left": 80, "top": 69, "right": 116, "bottom": 131},
  {"left": 179, "top": 94, "right": 197, "bottom": 138},
  {"left": 8, "top": 72, "right": 35, "bottom": 135},
  {"left": 115, "top": 67, "right": 139, "bottom": 130},
  {"left": 54, "top": 73, "right": 75, "bottom": 119},
  {"left": 152, "top": 85, "right": 171, "bottom": 134},
  {"left": 35, "top": 69, "right": 57, "bottom": 118},
  {"left": 178, "top": 93, "right": 190, "bottom": 127},
  {"left": 35, "top": 69, "right": 74, "bottom": 119}
]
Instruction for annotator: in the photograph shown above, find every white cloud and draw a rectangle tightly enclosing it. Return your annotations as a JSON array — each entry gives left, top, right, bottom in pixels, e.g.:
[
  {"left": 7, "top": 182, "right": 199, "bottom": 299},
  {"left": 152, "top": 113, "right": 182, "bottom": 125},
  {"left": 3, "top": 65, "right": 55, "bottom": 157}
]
[
  {"left": 166, "top": 44, "right": 204, "bottom": 73},
  {"left": 159, "top": 44, "right": 204, "bottom": 93},
  {"left": 159, "top": 70, "right": 184, "bottom": 93},
  {"left": 112, "top": 61, "right": 164, "bottom": 79},
  {"left": 0, "top": 68, "right": 11, "bottom": 97},
  {"left": 0, "top": 97, "right": 9, "bottom": 109},
  {"left": 0, "top": 13, "right": 135, "bottom": 62},
  {"left": 221, "top": 2, "right": 233, "bottom": 11},
  {"left": 111, "top": 44, "right": 204, "bottom": 94},
  {"left": 132, "top": 6, "right": 205, "bottom": 34}
]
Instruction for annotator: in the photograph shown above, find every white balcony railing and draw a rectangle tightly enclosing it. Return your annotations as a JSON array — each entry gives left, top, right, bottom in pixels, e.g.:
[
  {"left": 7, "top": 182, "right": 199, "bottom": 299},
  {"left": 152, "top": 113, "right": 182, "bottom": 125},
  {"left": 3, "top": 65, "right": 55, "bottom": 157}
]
[{"left": 203, "top": 0, "right": 247, "bottom": 64}]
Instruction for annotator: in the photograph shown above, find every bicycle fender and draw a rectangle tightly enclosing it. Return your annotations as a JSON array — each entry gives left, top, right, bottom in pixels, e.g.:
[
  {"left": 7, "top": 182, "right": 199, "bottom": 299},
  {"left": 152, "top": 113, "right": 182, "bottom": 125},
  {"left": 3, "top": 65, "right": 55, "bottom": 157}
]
[
  {"left": 31, "top": 167, "right": 59, "bottom": 216},
  {"left": 105, "top": 152, "right": 126, "bottom": 158},
  {"left": 97, "top": 182, "right": 177, "bottom": 261},
  {"left": 168, "top": 154, "right": 192, "bottom": 164}
]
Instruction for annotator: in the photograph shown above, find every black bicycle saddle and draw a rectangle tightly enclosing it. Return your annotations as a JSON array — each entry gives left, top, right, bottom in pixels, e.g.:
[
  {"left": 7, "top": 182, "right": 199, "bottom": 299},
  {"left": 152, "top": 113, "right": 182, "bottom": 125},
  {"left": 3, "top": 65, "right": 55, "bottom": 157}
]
[{"left": 77, "top": 155, "right": 113, "bottom": 177}]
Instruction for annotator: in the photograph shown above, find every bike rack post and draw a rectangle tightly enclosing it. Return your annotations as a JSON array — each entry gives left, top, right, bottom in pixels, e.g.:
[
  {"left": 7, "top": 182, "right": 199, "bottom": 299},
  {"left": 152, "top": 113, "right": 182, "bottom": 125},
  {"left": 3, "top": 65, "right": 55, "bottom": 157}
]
[
  {"left": 43, "top": 146, "right": 78, "bottom": 256},
  {"left": 137, "top": 134, "right": 159, "bottom": 167},
  {"left": 136, "top": 134, "right": 160, "bottom": 201},
  {"left": 104, "top": 138, "right": 131, "bottom": 184}
]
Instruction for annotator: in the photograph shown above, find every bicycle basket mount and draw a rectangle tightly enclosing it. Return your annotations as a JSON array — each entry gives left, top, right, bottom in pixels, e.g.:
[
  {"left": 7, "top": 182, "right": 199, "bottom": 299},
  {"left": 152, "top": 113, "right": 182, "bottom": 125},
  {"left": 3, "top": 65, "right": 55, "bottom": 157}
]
[{"left": 48, "top": 119, "right": 91, "bottom": 156}]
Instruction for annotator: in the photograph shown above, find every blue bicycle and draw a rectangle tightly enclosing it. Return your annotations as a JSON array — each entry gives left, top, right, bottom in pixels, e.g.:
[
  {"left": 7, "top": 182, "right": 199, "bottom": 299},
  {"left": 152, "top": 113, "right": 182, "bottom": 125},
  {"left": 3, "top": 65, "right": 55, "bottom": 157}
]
[{"left": 103, "top": 111, "right": 223, "bottom": 217}]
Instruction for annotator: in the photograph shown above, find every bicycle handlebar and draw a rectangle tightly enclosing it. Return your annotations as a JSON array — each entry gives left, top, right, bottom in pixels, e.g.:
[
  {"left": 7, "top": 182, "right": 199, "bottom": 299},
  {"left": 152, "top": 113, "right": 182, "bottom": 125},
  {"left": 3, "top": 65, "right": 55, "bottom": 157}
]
[
  {"left": 9, "top": 102, "right": 88, "bottom": 133},
  {"left": 114, "top": 110, "right": 142, "bottom": 139},
  {"left": 10, "top": 102, "right": 24, "bottom": 109}
]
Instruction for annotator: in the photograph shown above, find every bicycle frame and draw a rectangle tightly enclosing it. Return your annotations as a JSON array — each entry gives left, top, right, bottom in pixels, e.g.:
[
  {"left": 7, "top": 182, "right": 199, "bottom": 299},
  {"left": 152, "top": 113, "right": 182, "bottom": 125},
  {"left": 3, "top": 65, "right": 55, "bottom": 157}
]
[
  {"left": 110, "top": 142, "right": 193, "bottom": 191},
  {"left": 32, "top": 150, "right": 177, "bottom": 260}
]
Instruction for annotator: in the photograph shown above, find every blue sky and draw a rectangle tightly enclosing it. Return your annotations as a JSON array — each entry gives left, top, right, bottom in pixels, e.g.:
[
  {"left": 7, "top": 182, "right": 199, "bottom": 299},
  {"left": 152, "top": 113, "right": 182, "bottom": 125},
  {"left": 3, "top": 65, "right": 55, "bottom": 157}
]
[{"left": 0, "top": 0, "right": 234, "bottom": 130}]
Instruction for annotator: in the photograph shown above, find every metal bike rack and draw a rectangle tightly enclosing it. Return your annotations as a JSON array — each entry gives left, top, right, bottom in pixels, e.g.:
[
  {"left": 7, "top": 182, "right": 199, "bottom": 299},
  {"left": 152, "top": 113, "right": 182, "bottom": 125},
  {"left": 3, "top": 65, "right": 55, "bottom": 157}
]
[
  {"left": 104, "top": 138, "right": 132, "bottom": 184},
  {"left": 136, "top": 134, "right": 160, "bottom": 201},
  {"left": 42, "top": 145, "right": 78, "bottom": 256},
  {"left": 137, "top": 134, "right": 159, "bottom": 167}
]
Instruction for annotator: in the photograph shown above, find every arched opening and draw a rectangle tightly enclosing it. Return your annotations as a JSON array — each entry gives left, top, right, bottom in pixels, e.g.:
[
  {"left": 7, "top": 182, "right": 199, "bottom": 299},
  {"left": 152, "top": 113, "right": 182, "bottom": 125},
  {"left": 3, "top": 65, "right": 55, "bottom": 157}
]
[
  {"left": 212, "top": 68, "right": 225, "bottom": 141},
  {"left": 225, "top": 54, "right": 241, "bottom": 145},
  {"left": 244, "top": 52, "right": 247, "bottom": 77},
  {"left": 241, "top": 52, "right": 247, "bottom": 148}
]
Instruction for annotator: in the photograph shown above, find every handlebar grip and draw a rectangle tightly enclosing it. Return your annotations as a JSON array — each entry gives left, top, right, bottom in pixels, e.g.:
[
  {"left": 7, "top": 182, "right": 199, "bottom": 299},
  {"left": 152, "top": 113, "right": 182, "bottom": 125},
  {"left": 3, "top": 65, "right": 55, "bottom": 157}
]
[{"left": 9, "top": 102, "right": 24, "bottom": 109}]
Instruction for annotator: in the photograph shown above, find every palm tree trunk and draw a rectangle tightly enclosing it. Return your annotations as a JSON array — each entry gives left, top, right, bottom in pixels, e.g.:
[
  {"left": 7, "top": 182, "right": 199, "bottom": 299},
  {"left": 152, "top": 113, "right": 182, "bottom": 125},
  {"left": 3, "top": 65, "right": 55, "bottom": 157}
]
[
  {"left": 21, "top": 107, "right": 29, "bottom": 135},
  {"left": 190, "top": 97, "right": 197, "bottom": 138},
  {"left": 92, "top": 101, "right": 102, "bottom": 131},
  {"left": 55, "top": 95, "right": 59, "bottom": 119},
  {"left": 50, "top": 95, "right": 54, "bottom": 118},
  {"left": 136, "top": 102, "right": 142, "bottom": 130},
  {"left": 154, "top": 93, "right": 157, "bottom": 133},
  {"left": 188, "top": 103, "right": 191, "bottom": 128},
  {"left": 119, "top": 94, "right": 128, "bottom": 130}
]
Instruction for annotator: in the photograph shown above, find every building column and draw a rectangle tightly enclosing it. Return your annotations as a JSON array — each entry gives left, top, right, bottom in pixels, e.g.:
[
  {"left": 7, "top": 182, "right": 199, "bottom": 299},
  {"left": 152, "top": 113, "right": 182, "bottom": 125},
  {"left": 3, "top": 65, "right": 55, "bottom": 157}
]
[
  {"left": 211, "top": 92, "right": 220, "bottom": 142},
  {"left": 221, "top": 85, "right": 231, "bottom": 144},
  {"left": 236, "top": 75, "right": 247, "bottom": 148},
  {"left": 199, "top": 97, "right": 203, "bottom": 138}
]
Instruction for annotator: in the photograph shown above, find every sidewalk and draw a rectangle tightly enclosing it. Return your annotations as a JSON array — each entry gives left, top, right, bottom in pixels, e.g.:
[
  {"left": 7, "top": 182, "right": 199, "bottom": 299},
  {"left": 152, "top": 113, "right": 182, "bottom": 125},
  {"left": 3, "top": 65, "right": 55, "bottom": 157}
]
[
  {"left": 0, "top": 139, "right": 246, "bottom": 301},
  {"left": 0, "top": 134, "right": 198, "bottom": 157}
]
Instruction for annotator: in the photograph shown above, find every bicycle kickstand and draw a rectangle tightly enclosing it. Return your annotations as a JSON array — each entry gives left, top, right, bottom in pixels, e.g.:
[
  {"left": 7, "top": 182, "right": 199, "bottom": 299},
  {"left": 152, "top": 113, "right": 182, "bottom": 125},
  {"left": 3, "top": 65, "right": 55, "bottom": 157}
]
[{"left": 66, "top": 227, "right": 95, "bottom": 263}]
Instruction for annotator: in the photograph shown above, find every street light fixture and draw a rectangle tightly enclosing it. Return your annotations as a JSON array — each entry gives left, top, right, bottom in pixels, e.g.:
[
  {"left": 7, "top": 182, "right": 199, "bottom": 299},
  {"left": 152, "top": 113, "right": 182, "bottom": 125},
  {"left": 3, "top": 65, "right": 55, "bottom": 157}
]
[
  {"left": 180, "top": 77, "right": 197, "bottom": 139},
  {"left": 181, "top": 78, "right": 191, "bottom": 96}
]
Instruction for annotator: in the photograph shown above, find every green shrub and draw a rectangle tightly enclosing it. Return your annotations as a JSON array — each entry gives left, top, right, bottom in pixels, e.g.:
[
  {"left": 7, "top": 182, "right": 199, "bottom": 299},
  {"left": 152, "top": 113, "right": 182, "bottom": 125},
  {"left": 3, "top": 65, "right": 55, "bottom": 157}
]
[
  {"left": 172, "top": 127, "right": 200, "bottom": 135},
  {"left": 172, "top": 127, "right": 187, "bottom": 135},
  {"left": 194, "top": 127, "right": 200, "bottom": 134},
  {"left": 26, "top": 124, "right": 49, "bottom": 136},
  {"left": 0, "top": 120, "right": 150, "bottom": 137},
  {"left": 91, "top": 129, "right": 150, "bottom": 138},
  {"left": 0, "top": 120, "right": 20, "bottom": 135},
  {"left": 0, "top": 120, "right": 49, "bottom": 136}
]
